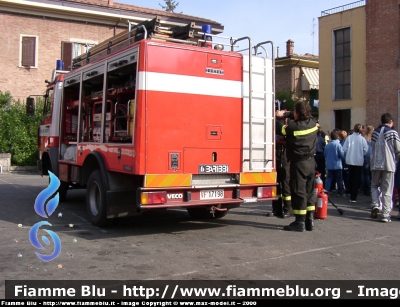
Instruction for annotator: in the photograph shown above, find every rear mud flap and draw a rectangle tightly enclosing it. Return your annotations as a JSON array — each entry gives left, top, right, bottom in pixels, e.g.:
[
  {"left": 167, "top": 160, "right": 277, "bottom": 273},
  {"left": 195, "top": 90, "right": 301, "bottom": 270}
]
[{"left": 106, "top": 190, "right": 140, "bottom": 218}]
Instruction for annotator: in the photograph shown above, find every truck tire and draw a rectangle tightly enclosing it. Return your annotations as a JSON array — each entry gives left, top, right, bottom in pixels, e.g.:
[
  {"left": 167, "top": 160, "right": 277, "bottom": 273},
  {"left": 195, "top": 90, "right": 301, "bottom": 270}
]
[
  {"left": 86, "top": 170, "right": 113, "bottom": 227},
  {"left": 58, "top": 181, "right": 69, "bottom": 202},
  {"left": 187, "top": 207, "right": 229, "bottom": 219}
]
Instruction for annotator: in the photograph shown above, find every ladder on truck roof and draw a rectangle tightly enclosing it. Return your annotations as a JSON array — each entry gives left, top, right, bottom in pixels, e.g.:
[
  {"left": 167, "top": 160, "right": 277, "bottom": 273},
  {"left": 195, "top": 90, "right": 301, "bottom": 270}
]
[
  {"left": 234, "top": 38, "right": 276, "bottom": 173},
  {"left": 72, "top": 16, "right": 198, "bottom": 69}
]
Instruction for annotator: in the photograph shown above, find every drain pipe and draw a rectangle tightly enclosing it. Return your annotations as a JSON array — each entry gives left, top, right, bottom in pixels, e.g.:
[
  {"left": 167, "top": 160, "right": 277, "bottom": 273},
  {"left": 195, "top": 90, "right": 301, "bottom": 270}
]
[{"left": 114, "top": 18, "right": 121, "bottom": 36}]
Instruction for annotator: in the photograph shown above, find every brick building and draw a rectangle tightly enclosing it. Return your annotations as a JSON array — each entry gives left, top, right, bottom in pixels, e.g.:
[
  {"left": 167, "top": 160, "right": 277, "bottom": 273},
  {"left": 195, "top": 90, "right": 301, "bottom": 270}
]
[
  {"left": 365, "top": 0, "right": 400, "bottom": 128},
  {"left": 0, "top": 0, "right": 223, "bottom": 102},
  {"left": 318, "top": 0, "right": 400, "bottom": 132}
]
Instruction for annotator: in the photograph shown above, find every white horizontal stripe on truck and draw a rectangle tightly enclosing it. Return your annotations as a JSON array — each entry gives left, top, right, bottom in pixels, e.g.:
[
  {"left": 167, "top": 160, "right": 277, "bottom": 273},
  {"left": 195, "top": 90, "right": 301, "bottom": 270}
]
[{"left": 138, "top": 71, "right": 242, "bottom": 98}]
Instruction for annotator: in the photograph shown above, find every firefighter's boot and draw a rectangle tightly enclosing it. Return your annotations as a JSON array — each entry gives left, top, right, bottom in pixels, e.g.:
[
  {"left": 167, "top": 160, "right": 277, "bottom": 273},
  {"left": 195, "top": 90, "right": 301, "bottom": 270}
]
[
  {"left": 283, "top": 215, "right": 305, "bottom": 232},
  {"left": 305, "top": 211, "right": 315, "bottom": 231},
  {"left": 269, "top": 198, "right": 283, "bottom": 217},
  {"left": 282, "top": 200, "right": 292, "bottom": 218}
]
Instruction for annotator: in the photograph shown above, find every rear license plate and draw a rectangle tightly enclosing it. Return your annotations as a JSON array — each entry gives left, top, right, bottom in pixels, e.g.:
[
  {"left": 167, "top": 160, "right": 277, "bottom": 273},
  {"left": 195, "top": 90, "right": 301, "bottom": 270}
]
[
  {"left": 199, "top": 164, "right": 229, "bottom": 173},
  {"left": 200, "top": 189, "right": 224, "bottom": 200},
  {"left": 243, "top": 197, "right": 257, "bottom": 203}
]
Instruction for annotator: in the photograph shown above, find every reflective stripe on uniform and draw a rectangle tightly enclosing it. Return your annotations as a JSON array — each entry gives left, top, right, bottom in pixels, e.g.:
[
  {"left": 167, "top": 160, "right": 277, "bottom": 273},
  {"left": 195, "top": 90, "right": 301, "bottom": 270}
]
[
  {"left": 292, "top": 209, "right": 307, "bottom": 215},
  {"left": 293, "top": 125, "right": 318, "bottom": 136}
]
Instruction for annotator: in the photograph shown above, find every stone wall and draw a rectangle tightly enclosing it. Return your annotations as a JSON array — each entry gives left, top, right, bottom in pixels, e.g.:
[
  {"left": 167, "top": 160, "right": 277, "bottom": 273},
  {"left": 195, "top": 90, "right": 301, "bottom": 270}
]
[
  {"left": 0, "top": 153, "right": 11, "bottom": 172},
  {"left": 0, "top": 154, "right": 37, "bottom": 172}
]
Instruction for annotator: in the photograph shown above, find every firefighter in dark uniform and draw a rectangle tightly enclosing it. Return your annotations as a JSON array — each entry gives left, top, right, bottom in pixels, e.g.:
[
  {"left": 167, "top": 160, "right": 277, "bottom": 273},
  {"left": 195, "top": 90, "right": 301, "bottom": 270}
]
[
  {"left": 276, "top": 101, "right": 318, "bottom": 232},
  {"left": 269, "top": 118, "right": 292, "bottom": 218}
]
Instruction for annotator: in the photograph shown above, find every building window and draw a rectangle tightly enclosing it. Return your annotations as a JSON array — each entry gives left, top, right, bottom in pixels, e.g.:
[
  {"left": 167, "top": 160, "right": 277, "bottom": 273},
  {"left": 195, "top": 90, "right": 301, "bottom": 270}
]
[
  {"left": 62, "top": 41, "right": 95, "bottom": 71},
  {"left": 334, "top": 27, "right": 351, "bottom": 100},
  {"left": 20, "top": 35, "right": 38, "bottom": 67}
]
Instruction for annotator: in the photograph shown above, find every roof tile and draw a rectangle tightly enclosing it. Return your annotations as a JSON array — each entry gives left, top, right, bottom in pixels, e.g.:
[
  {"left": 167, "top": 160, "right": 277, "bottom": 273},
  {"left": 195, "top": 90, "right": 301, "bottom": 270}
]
[{"left": 64, "top": 0, "right": 221, "bottom": 25}]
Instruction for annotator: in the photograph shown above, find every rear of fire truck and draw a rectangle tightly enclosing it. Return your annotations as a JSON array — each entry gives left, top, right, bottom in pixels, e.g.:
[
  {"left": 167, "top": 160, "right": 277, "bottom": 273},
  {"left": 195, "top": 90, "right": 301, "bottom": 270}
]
[
  {"left": 138, "top": 38, "right": 277, "bottom": 220},
  {"left": 31, "top": 17, "right": 277, "bottom": 227}
]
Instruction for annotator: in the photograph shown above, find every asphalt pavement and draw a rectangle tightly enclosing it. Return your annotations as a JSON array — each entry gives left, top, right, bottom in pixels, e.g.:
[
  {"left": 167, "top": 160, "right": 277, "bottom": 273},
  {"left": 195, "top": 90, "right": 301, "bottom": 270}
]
[{"left": 1, "top": 171, "right": 400, "bottom": 300}]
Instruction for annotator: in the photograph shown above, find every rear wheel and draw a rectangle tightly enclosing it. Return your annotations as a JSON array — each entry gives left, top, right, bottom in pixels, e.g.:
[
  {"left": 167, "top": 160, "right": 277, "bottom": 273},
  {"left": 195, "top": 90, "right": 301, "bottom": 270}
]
[
  {"left": 86, "top": 170, "right": 113, "bottom": 227},
  {"left": 187, "top": 206, "right": 229, "bottom": 219}
]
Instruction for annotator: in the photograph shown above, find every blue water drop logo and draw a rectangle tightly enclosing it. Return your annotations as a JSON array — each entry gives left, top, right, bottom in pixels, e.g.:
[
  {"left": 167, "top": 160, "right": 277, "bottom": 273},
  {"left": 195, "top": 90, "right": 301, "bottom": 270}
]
[
  {"left": 29, "top": 171, "right": 62, "bottom": 262},
  {"left": 29, "top": 221, "right": 61, "bottom": 261},
  {"left": 34, "top": 172, "right": 60, "bottom": 218}
]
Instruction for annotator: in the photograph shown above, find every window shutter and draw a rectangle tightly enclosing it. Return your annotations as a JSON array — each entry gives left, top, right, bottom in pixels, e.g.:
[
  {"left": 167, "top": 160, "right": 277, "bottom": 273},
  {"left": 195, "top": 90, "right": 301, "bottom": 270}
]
[
  {"left": 21, "top": 37, "right": 36, "bottom": 67},
  {"left": 62, "top": 41, "right": 73, "bottom": 71}
]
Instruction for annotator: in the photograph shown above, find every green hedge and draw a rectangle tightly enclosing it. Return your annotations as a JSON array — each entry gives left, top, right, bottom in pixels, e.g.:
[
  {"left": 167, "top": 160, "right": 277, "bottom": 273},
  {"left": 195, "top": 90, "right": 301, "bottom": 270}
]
[{"left": 0, "top": 91, "right": 43, "bottom": 166}]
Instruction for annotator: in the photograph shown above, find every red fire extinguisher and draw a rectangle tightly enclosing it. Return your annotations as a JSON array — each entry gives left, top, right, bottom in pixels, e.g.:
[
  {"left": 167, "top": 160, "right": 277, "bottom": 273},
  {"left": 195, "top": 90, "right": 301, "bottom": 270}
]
[
  {"left": 314, "top": 173, "right": 327, "bottom": 219},
  {"left": 315, "top": 191, "right": 328, "bottom": 219},
  {"left": 313, "top": 173, "right": 323, "bottom": 206},
  {"left": 315, "top": 173, "right": 323, "bottom": 194}
]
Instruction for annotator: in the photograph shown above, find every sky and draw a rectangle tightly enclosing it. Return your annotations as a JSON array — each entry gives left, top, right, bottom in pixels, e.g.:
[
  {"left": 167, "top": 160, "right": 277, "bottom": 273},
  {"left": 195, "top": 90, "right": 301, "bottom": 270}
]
[{"left": 116, "top": 0, "right": 358, "bottom": 56}]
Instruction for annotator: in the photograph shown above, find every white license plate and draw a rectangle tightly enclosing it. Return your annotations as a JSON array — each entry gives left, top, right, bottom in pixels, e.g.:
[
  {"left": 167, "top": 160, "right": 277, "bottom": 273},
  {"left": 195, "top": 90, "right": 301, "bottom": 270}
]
[
  {"left": 243, "top": 197, "right": 257, "bottom": 203},
  {"left": 200, "top": 189, "right": 224, "bottom": 200}
]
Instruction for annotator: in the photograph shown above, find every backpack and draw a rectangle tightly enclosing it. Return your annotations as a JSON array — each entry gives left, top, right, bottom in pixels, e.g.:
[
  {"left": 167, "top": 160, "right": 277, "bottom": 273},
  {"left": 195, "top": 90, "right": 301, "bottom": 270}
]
[{"left": 371, "top": 127, "right": 387, "bottom": 170}]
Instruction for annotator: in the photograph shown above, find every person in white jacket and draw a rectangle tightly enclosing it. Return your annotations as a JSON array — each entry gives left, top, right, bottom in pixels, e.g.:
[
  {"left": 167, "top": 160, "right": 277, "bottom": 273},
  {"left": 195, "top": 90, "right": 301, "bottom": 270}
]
[
  {"left": 342, "top": 124, "right": 368, "bottom": 203},
  {"left": 370, "top": 113, "right": 400, "bottom": 222}
]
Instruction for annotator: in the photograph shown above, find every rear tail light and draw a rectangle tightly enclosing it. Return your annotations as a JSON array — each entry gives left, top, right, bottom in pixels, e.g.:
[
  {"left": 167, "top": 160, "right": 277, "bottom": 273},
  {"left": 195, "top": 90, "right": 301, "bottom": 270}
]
[
  {"left": 257, "top": 186, "right": 276, "bottom": 198},
  {"left": 141, "top": 191, "right": 167, "bottom": 205}
]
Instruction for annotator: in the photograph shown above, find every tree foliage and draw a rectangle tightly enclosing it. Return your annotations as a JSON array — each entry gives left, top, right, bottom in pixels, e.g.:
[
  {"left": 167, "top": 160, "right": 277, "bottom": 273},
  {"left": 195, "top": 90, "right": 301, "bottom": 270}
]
[
  {"left": 159, "top": 0, "right": 182, "bottom": 13},
  {"left": 275, "top": 89, "right": 306, "bottom": 111},
  {"left": 0, "top": 90, "right": 43, "bottom": 166},
  {"left": 0, "top": 90, "right": 12, "bottom": 109}
]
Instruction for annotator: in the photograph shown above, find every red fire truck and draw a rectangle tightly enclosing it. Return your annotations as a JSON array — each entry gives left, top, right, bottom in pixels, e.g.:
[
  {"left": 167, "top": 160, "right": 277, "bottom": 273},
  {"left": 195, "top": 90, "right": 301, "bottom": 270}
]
[{"left": 29, "top": 17, "right": 277, "bottom": 227}]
